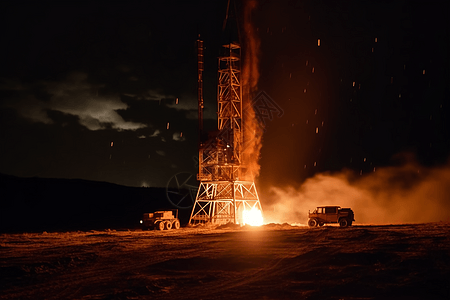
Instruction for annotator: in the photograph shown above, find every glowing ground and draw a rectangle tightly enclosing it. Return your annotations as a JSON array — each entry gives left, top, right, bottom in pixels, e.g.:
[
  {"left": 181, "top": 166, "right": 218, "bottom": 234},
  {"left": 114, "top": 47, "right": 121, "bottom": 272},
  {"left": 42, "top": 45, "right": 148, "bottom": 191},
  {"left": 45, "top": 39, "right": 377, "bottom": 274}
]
[{"left": 1, "top": 223, "right": 449, "bottom": 299}]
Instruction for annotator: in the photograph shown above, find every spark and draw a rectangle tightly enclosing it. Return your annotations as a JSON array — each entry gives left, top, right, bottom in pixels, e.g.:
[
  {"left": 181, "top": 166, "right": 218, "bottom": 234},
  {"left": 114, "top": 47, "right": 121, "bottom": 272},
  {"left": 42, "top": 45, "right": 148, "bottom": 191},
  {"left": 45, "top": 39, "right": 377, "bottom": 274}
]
[
  {"left": 304, "top": 88, "right": 307, "bottom": 93},
  {"left": 110, "top": 141, "right": 114, "bottom": 147},
  {"left": 180, "top": 132, "right": 183, "bottom": 137},
  {"left": 315, "top": 109, "right": 318, "bottom": 115},
  {"left": 312, "top": 67, "right": 315, "bottom": 73},
  {"left": 316, "top": 127, "right": 319, "bottom": 133},
  {"left": 314, "top": 162, "right": 317, "bottom": 166},
  {"left": 306, "top": 60, "right": 309, "bottom": 66},
  {"left": 372, "top": 47, "right": 374, "bottom": 52},
  {"left": 423, "top": 69, "right": 426, "bottom": 75},
  {"left": 167, "top": 122, "right": 170, "bottom": 129},
  {"left": 317, "top": 38, "right": 320, "bottom": 46},
  {"left": 375, "top": 37, "right": 377, "bottom": 42},
  {"left": 353, "top": 81, "right": 356, "bottom": 87},
  {"left": 176, "top": 98, "right": 179, "bottom": 104}
]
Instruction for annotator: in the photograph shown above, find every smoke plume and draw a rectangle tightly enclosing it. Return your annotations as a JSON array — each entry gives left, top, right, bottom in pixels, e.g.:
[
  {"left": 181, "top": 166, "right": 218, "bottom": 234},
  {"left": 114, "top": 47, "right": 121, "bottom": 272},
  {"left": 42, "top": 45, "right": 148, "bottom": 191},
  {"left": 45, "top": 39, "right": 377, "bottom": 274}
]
[
  {"left": 242, "top": 0, "right": 263, "bottom": 181},
  {"left": 263, "top": 154, "right": 450, "bottom": 225}
]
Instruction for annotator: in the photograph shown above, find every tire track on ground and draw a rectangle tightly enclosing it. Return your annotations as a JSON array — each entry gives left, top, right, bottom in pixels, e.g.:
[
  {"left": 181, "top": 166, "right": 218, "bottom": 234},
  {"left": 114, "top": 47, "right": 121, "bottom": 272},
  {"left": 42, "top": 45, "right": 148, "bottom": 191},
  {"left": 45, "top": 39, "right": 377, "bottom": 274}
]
[{"left": 164, "top": 228, "right": 332, "bottom": 300}]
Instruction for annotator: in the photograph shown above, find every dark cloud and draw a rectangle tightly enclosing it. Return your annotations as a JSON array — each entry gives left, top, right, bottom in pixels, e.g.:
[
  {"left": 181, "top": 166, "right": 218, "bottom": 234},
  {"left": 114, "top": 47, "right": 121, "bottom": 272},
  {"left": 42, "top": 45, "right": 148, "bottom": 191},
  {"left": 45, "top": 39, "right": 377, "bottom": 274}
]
[
  {"left": 0, "top": 73, "right": 146, "bottom": 130},
  {"left": 0, "top": 0, "right": 448, "bottom": 191}
]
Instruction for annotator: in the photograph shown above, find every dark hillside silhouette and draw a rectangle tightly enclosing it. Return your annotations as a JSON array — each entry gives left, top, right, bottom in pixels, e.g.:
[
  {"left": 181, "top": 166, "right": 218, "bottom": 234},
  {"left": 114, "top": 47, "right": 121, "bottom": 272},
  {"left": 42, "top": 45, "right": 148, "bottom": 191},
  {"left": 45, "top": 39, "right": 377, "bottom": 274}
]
[{"left": 0, "top": 174, "right": 191, "bottom": 233}]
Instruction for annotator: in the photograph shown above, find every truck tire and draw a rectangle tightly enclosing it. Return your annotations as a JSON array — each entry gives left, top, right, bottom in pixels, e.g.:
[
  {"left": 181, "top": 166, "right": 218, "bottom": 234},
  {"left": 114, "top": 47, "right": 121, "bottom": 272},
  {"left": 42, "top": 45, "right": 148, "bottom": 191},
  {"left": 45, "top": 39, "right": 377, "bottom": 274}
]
[
  {"left": 156, "top": 221, "right": 165, "bottom": 231},
  {"left": 172, "top": 219, "right": 180, "bottom": 229},
  {"left": 165, "top": 221, "right": 172, "bottom": 230},
  {"left": 308, "top": 219, "right": 318, "bottom": 227},
  {"left": 339, "top": 218, "right": 348, "bottom": 227}
]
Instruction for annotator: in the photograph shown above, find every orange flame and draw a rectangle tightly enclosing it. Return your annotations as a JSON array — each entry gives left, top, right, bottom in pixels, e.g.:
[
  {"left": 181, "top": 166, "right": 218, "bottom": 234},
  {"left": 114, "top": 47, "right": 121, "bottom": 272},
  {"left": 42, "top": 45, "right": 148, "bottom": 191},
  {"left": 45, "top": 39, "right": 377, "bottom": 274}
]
[
  {"left": 242, "top": 0, "right": 263, "bottom": 181},
  {"left": 243, "top": 207, "right": 263, "bottom": 226}
]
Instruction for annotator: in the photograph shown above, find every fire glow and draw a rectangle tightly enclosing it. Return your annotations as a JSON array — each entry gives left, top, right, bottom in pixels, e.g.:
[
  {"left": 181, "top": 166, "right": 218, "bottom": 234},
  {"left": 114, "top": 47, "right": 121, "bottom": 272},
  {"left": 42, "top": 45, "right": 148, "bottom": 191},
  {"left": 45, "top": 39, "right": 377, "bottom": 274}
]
[{"left": 242, "top": 207, "right": 263, "bottom": 226}]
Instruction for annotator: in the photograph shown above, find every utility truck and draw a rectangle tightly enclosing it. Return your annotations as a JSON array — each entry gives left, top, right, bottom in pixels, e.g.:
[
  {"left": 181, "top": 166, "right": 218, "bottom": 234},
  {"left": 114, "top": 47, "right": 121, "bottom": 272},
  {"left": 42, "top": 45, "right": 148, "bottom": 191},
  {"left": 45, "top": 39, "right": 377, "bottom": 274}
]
[
  {"left": 308, "top": 206, "right": 355, "bottom": 227},
  {"left": 141, "top": 210, "right": 180, "bottom": 230}
]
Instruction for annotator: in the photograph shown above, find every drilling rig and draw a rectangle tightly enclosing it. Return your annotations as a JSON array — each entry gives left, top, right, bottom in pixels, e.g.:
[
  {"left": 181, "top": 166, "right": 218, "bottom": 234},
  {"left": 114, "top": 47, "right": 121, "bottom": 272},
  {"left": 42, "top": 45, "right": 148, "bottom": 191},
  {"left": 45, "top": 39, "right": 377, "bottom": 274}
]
[{"left": 189, "top": 24, "right": 263, "bottom": 225}]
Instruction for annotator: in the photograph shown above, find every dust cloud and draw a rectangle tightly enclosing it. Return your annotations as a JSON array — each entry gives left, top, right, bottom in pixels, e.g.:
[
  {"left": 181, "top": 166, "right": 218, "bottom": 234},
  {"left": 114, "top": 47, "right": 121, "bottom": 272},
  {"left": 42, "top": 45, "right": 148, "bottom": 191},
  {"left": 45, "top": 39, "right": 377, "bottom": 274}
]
[{"left": 262, "top": 155, "right": 450, "bottom": 225}]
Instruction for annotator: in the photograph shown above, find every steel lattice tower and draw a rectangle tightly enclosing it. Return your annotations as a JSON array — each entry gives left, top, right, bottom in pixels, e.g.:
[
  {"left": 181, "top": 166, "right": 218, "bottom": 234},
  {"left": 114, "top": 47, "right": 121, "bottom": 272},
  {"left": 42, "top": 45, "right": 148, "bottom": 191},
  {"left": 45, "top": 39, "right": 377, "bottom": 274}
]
[{"left": 189, "top": 41, "right": 263, "bottom": 225}]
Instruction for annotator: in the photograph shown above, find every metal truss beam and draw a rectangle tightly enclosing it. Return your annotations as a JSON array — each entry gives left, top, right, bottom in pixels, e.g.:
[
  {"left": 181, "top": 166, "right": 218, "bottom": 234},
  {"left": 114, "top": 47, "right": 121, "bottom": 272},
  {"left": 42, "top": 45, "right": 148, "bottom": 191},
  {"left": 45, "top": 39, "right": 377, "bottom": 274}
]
[{"left": 191, "top": 42, "right": 263, "bottom": 225}]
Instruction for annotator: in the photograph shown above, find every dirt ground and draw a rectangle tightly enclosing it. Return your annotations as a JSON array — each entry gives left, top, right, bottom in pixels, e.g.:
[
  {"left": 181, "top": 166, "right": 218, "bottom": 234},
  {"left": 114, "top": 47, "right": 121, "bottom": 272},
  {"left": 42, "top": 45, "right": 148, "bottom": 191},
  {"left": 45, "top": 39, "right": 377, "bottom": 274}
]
[{"left": 1, "top": 223, "right": 449, "bottom": 300}]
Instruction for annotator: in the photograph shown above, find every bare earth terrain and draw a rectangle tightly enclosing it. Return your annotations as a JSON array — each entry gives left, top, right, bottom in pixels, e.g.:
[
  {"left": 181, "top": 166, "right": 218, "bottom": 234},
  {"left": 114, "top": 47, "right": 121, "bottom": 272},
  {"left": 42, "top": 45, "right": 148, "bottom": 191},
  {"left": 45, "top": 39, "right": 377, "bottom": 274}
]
[{"left": 1, "top": 223, "right": 449, "bottom": 300}]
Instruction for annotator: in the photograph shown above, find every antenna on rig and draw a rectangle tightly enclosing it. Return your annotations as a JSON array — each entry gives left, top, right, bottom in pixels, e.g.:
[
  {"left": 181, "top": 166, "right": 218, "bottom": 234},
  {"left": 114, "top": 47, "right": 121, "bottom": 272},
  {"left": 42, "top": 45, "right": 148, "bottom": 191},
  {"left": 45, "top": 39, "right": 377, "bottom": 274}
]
[
  {"left": 222, "top": 0, "right": 230, "bottom": 32},
  {"left": 222, "top": 0, "right": 241, "bottom": 45},
  {"left": 197, "top": 35, "right": 204, "bottom": 146}
]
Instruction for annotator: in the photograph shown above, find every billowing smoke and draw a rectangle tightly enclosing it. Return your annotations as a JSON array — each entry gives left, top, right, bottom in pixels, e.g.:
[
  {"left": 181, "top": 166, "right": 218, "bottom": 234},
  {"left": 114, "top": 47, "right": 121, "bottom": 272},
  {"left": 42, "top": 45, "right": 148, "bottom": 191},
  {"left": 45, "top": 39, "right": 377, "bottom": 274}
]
[
  {"left": 263, "top": 154, "right": 450, "bottom": 225},
  {"left": 242, "top": 0, "right": 263, "bottom": 181}
]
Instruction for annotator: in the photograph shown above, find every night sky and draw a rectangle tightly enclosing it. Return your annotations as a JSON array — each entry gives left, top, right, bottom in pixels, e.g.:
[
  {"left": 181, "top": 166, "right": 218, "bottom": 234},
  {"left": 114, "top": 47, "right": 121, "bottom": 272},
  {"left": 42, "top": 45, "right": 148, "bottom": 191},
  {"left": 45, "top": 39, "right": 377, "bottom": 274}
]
[{"left": 0, "top": 0, "right": 448, "bottom": 192}]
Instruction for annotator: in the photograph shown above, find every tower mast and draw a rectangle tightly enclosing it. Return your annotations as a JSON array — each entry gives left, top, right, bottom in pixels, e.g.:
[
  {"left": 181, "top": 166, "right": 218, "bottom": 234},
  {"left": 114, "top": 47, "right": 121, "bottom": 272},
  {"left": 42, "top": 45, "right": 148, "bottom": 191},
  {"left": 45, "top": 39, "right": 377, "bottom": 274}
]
[{"left": 189, "top": 3, "right": 263, "bottom": 225}]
